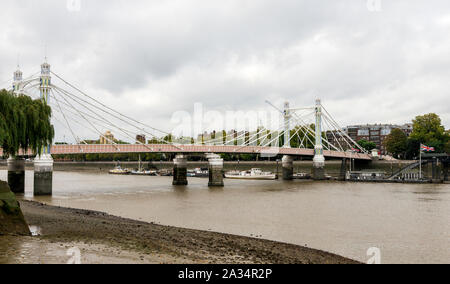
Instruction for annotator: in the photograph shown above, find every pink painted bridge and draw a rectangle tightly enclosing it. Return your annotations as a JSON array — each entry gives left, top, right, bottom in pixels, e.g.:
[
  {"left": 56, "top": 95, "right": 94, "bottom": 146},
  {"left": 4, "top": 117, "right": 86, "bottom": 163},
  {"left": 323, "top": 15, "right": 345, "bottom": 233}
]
[{"left": 1, "top": 144, "right": 372, "bottom": 160}]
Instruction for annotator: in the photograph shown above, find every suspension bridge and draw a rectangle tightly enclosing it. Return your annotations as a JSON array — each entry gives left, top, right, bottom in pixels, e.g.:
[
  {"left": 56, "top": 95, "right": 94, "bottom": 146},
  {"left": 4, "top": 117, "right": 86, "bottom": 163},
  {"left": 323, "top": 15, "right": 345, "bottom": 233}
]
[{"left": 1, "top": 60, "right": 373, "bottom": 194}]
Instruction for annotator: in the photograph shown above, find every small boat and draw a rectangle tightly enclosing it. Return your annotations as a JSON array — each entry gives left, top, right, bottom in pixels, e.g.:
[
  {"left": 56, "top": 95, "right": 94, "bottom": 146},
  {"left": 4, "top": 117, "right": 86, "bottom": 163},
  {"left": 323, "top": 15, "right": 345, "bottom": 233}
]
[
  {"left": 130, "top": 155, "right": 157, "bottom": 176},
  {"left": 158, "top": 169, "right": 173, "bottom": 176},
  {"left": 190, "top": 168, "right": 209, "bottom": 178},
  {"left": 293, "top": 173, "right": 311, "bottom": 180},
  {"left": 225, "top": 168, "right": 277, "bottom": 180},
  {"left": 109, "top": 164, "right": 131, "bottom": 175}
]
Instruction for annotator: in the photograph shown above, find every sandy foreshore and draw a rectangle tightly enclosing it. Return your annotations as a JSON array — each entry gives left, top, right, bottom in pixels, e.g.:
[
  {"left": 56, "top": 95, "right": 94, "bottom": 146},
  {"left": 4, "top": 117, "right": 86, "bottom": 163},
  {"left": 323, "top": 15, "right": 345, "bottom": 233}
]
[{"left": 0, "top": 200, "right": 359, "bottom": 264}]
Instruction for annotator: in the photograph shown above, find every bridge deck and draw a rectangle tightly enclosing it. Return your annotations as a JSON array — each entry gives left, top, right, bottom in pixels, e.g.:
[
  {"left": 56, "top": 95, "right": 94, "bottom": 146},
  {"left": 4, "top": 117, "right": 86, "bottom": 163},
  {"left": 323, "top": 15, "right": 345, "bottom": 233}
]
[{"left": 0, "top": 144, "right": 372, "bottom": 160}]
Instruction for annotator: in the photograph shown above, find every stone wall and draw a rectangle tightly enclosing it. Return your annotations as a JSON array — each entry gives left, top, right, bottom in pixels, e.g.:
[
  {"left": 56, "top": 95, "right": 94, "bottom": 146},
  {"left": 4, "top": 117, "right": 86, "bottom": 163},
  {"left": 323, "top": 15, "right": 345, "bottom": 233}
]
[{"left": 0, "top": 181, "right": 30, "bottom": 236}]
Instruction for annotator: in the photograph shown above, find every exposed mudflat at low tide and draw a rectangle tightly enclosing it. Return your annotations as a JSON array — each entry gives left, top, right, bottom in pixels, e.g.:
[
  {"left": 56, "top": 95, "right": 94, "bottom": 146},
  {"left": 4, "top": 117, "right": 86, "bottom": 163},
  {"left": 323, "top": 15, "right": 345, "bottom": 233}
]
[{"left": 0, "top": 200, "right": 357, "bottom": 264}]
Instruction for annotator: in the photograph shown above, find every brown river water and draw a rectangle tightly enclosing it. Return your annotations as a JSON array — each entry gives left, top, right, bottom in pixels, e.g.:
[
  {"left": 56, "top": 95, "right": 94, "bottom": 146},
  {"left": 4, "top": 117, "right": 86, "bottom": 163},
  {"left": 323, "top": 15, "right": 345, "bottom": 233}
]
[{"left": 1, "top": 170, "right": 449, "bottom": 264}]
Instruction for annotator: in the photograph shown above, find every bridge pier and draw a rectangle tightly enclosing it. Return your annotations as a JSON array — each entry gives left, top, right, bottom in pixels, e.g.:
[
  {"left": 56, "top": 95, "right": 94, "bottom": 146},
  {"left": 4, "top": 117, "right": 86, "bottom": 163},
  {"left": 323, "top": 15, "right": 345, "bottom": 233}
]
[
  {"left": 173, "top": 154, "right": 188, "bottom": 186},
  {"left": 7, "top": 157, "right": 25, "bottom": 194},
  {"left": 431, "top": 157, "right": 441, "bottom": 183},
  {"left": 282, "top": 155, "right": 294, "bottom": 180},
  {"left": 443, "top": 162, "right": 449, "bottom": 182},
  {"left": 338, "top": 158, "right": 348, "bottom": 181},
  {"left": 33, "top": 154, "right": 53, "bottom": 196},
  {"left": 208, "top": 155, "right": 224, "bottom": 187}
]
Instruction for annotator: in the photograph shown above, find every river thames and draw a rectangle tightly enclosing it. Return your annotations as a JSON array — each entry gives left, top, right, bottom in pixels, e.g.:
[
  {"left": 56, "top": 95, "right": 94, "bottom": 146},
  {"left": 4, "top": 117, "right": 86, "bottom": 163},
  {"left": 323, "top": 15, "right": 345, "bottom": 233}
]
[{"left": 1, "top": 170, "right": 449, "bottom": 264}]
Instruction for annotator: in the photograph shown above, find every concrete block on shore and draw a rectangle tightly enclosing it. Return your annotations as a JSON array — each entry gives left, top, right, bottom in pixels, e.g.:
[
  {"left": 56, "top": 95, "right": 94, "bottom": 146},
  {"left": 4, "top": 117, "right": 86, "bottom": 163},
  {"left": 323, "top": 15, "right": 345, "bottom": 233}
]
[{"left": 0, "top": 181, "right": 30, "bottom": 236}]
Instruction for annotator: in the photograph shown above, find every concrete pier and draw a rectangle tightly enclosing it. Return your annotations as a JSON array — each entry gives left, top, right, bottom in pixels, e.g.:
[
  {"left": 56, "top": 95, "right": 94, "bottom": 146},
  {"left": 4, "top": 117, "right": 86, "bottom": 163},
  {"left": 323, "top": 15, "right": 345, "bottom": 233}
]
[
  {"left": 282, "top": 155, "right": 294, "bottom": 180},
  {"left": 173, "top": 154, "right": 188, "bottom": 186},
  {"left": 208, "top": 155, "right": 224, "bottom": 187},
  {"left": 444, "top": 162, "right": 449, "bottom": 182},
  {"left": 7, "top": 158, "right": 25, "bottom": 194},
  {"left": 338, "top": 158, "right": 348, "bottom": 181},
  {"left": 431, "top": 158, "right": 441, "bottom": 183},
  {"left": 34, "top": 154, "right": 54, "bottom": 196}
]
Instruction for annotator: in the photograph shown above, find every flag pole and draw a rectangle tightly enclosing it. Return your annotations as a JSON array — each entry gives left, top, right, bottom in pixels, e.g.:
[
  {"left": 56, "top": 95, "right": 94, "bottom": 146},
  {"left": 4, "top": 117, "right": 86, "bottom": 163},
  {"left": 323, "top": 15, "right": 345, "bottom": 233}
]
[{"left": 419, "top": 144, "right": 422, "bottom": 180}]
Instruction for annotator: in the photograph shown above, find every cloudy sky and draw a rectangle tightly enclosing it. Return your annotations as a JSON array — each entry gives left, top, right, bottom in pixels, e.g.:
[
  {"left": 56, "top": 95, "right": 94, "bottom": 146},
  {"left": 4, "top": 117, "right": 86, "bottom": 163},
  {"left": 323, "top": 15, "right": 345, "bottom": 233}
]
[{"left": 1, "top": 0, "right": 449, "bottom": 142}]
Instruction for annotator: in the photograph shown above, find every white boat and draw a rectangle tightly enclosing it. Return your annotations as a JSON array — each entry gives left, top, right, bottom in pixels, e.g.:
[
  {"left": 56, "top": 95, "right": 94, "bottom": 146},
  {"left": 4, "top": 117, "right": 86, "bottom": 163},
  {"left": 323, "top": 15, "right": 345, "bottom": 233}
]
[
  {"left": 225, "top": 168, "right": 277, "bottom": 180},
  {"left": 109, "top": 165, "right": 131, "bottom": 175},
  {"left": 130, "top": 155, "right": 158, "bottom": 176}
]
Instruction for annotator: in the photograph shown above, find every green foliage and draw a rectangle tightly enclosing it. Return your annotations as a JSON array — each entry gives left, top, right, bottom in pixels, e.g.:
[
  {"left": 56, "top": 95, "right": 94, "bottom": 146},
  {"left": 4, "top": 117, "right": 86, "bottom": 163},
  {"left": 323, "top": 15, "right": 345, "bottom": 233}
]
[
  {"left": 404, "top": 138, "right": 420, "bottom": 160},
  {"left": 410, "top": 113, "right": 449, "bottom": 152},
  {"left": 445, "top": 140, "right": 450, "bottom": 155},
  {"left": 0, "top": 89, "right": 54, "bottom": 157},
  {"left": 357, "top": 139, "right": 377, "bottom": 152},
  {"left": 384, "top": 128, "right": 408, "bottom": 158}
]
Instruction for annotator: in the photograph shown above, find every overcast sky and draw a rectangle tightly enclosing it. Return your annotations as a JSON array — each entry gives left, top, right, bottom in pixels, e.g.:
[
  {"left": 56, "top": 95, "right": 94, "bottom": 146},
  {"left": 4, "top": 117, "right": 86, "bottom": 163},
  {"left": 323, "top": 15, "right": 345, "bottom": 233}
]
[{"left": 1, "top": 0, "right": 449, "bottom": 142}]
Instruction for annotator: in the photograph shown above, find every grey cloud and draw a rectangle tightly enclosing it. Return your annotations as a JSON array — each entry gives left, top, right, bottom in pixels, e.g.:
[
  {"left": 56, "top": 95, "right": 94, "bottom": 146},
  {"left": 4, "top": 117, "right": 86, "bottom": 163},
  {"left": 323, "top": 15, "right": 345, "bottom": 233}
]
[{"left": 1, "top": 0, "right": 449, "bottom": 142}]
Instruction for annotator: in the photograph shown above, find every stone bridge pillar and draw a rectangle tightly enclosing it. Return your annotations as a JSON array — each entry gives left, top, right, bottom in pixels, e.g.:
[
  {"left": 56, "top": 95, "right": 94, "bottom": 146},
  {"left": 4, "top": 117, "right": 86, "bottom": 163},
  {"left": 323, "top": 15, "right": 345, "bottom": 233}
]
[
  {"left": 7, "top": 157, "right": 25, "bottom": 194},
  {"left": 34, "top": 154, "right": 53, "bottom": 196},
  {"left": 338, "top": 158, "right": 348, "bottom": 181},
  {"left": 173, "top": 154, "right": 188, "bottom": 186},
  {"left": 208, "top": 154, "right": 224, "bottom": 187},
  {"left": 282, "top": 155, "right": 294, "bottom": 180}
]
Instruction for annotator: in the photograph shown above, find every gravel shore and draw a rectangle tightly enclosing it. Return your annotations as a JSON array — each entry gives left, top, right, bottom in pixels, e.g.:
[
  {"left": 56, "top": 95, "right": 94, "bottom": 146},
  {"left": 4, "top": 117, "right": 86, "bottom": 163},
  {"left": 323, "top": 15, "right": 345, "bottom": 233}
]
[{"left": 1, "top": 200, "right": 359, "bottom": 264}]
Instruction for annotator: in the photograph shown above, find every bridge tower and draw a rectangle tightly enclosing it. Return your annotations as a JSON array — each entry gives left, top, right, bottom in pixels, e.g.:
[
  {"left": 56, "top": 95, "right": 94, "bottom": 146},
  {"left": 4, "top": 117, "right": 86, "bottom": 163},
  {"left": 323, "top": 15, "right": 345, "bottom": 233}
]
[
  {"left": 12, "top": 66, "right": 23, "bottom": 95},
  {"left": 312, "top": 99, "right": 326, "bottom": 180},
  {"left": 283, "top": 102, "right": 291, "bottom": 148},
  {"left": 7, "top": 66, "right": 26, "bottom": 194},
  {"left": 281, "top": 102, "right": 294, "bottom": 180},
  {"left": 40, "top": 60, "right": 51, "bottom": 104},
  {"left": 34, "top": 59, "right": 54, "bottom": 196}
]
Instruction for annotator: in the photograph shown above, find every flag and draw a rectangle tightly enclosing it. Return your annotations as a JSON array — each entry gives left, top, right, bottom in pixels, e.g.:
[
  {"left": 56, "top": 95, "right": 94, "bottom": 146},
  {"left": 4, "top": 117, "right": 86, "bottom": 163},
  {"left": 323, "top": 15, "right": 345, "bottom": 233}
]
[{"left": 420, "top": 144, "right": 435, "bottom": 152}]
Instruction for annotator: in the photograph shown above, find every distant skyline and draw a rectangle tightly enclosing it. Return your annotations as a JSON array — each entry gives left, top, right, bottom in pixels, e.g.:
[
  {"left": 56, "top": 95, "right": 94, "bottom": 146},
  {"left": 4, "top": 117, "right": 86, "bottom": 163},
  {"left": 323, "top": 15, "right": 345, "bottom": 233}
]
[{"left": 1, "top": 0, "right": 449, "bottom": 142}]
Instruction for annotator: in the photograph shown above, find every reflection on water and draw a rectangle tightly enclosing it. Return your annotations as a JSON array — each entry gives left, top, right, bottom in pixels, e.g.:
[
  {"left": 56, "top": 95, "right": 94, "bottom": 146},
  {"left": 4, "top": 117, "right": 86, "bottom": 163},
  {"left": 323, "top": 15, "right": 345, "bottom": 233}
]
[{"left": 1, "top": 170, "right": 449, "bottom": 264}]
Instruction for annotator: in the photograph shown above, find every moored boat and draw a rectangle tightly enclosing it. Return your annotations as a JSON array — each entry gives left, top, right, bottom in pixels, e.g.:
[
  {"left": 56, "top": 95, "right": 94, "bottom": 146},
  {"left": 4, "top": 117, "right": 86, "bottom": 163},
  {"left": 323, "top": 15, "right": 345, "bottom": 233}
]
[
  {"left": 109, "top": 165, "right": 131, "bottom": 175},
  {"left": 225, "top": 168, "right": 277, "bottom": 180}
]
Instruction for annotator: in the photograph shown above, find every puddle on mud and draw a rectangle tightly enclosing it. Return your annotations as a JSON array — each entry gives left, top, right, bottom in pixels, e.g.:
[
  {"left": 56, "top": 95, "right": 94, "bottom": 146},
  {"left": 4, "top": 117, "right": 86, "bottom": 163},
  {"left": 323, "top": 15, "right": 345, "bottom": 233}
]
[{"left": 29, "top": 226, "right": 42, "bottom": 236}]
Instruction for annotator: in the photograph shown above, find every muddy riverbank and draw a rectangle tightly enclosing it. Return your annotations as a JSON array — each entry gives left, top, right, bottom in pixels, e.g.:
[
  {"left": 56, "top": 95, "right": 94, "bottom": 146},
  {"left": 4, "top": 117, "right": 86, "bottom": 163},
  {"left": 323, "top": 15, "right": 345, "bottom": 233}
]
[{"left": 0, "top": 200, "right": 358, "bottom": 264}]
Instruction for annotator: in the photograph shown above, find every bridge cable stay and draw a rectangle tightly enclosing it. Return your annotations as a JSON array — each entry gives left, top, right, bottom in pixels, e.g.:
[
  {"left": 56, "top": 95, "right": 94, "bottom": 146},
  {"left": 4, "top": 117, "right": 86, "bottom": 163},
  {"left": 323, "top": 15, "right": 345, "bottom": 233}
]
[
  {"left": 50, "top": 112, "right": 87, "bottom": 145},
  {"left": 264, "top": 101, "right": 319, "bottom": 149},
  {"left": 51, "top": 88, "right": 121, "bottom": 149},
  {"left": 49, "top": 90, "right": 140, "bottom": 144},
  {"left": 240, "top": 113, "right": 303, "bottom": 149},
  {"left": 51, "top": 84, "right": 176, "bottom": 147},
  {"left": 50, "top": 89, "right": 83, "bottom": 147},
  {"left": 234, "top": 116, "right": 298, "bottom": 151},
  {"left": 288, "top": 106, "right": 352, "bottom": 152},
  {"left": 321, "top": 114, "right": 355, "bottom": 152},
  {"left": 245, "top": 110, "right": 315, "bottom": 149},
  {"left": 51, "top": 72, "right": 170, "bottom": 137},
  {"left": 321, "top": 116, "right": 345, "bottom": 152},
  {"left": 50, "top": 88, "right": 159, "bottom": 152},
  {"left": 320, "top": 105, "right": 367, "bottom": 154}
]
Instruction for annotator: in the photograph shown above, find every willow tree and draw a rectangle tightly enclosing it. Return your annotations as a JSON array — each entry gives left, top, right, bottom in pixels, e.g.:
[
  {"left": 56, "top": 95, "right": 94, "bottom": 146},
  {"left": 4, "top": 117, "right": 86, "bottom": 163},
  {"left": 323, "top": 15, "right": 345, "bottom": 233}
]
[{"left": 0, "top": 89, "right": 54, "bottom": 158}]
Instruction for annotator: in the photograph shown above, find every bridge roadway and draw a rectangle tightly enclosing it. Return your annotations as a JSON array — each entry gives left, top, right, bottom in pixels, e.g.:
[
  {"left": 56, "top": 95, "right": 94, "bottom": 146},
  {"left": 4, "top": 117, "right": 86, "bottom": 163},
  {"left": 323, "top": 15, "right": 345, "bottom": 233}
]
[{"left": 1, "top": 144, "right": 372, "bottom": 160}]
